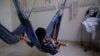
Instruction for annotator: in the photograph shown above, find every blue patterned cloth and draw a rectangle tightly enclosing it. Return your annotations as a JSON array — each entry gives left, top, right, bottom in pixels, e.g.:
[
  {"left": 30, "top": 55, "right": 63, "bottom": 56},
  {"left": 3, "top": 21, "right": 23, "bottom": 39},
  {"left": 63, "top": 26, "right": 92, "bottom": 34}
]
[{"left": 42, "top": 40, "right": 58, "bottom": 55}]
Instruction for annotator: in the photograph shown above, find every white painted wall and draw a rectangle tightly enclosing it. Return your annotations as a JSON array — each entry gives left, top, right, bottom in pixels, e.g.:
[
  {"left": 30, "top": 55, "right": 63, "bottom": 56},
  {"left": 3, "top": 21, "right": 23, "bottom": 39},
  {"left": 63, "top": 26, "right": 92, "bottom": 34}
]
[{"left": 0, "top": 0, "right": 13, "bottom": 31}]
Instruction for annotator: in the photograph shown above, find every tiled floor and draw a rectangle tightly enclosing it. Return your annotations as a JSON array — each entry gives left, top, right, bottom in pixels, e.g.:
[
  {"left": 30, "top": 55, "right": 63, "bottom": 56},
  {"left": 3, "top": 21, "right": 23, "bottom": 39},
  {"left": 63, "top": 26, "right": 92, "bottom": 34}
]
[
  {"left": 53, "top": 42, "right": 100, "bottom": 56},
  {"left": 0, "top": 41, "right": 100, "bottom": 56}
]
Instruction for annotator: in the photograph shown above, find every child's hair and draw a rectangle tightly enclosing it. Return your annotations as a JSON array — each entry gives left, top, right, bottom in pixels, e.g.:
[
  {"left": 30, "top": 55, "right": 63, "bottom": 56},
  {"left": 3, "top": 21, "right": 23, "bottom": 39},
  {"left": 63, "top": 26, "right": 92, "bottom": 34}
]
[{"left": 35, "top": 27, "right": 46, "bottom": 43}]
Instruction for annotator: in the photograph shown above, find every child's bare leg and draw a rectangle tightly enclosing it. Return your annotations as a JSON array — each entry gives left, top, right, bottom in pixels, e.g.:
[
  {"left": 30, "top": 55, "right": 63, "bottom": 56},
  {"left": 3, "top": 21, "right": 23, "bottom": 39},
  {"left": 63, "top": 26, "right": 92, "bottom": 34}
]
[
  {"left": 20, "top": 36, "right": 30, "bottom": 42},
  {"left": 57, "top": 41, "right": 69, "bottom": 46},
  {"left": 51, "top": 19, "right": 59, "bottom": 39}
]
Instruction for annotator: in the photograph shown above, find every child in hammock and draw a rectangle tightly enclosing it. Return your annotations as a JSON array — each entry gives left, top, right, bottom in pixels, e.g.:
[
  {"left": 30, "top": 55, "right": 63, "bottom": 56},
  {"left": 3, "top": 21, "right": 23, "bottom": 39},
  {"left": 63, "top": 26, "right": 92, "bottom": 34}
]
[
  {"left": 35, "top": 19, "right": 68, "bottom": 55},
  {"left": 35, "top": 27, "right": 67, "bottom": 54},
  {"left": 18, "top": 19, "right": 68, "bottom": 55}
]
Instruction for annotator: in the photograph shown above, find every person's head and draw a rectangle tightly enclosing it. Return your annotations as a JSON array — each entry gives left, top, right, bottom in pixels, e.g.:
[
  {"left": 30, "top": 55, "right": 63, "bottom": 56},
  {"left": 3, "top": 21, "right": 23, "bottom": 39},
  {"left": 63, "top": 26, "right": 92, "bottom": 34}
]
[{"left": 35, "top": 27, "right": 46, "bottom": 43}]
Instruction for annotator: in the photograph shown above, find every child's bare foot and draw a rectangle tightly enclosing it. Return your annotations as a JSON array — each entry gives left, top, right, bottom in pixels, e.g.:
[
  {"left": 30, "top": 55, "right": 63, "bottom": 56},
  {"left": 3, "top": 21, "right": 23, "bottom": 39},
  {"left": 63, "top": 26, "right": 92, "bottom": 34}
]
[
  {"left": 60, "top": 43, "right": 69, "bottom": 47},
  {"left": 60, "top": 43, "right": 66, "bottom": 46},
  {"left": 57, "top": 41, "right": 67, "bottom": 46},
  {"left": 66, "top": 43, "right": 69, "bottom": 46}
]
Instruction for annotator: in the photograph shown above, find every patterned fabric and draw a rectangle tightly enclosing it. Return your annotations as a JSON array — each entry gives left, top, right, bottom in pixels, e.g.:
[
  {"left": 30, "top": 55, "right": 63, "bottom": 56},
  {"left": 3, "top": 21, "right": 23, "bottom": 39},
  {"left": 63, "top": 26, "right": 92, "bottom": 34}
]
[
  {"left": 42, "top": 40, "right": 58, "bottom": 55},
  {"left": 83, "top": 7, "right": 100, "bottom": 28}
]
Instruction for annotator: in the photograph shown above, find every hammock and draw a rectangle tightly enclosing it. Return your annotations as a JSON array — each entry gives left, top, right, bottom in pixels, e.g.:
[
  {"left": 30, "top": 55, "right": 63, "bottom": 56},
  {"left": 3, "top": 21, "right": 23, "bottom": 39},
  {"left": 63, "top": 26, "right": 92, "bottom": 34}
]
[
  {"left": 13, "top": 0, "right": 66, "bottom": 52},
  {"left": 0, "top": 24, "right": 25, "bottom": 44}
]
